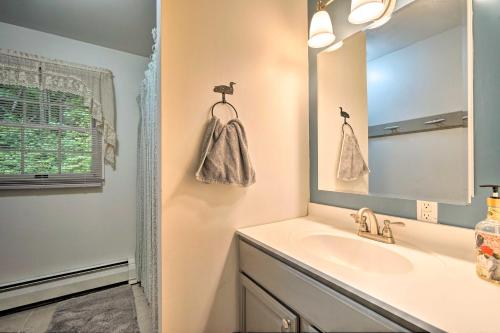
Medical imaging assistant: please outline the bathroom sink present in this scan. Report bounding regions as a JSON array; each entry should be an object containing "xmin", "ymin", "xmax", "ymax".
[{"xmin": 299, "ymin": 235, "xmax": 413, "ymax": 274}]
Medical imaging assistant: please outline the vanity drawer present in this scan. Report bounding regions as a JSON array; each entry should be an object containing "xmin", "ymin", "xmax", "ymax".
[{"xmin": 239, "ymin": 239, "xmax": 410, "ymax": 333}]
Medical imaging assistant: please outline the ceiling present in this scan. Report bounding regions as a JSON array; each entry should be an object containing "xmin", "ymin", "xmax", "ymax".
[
  {"xmin": 0, "ymin": 0, "xmax": 156, "ymax": 57},
  {"xmin": 366, "ymin": 0, "xmax": 466, "ymax": 61}
]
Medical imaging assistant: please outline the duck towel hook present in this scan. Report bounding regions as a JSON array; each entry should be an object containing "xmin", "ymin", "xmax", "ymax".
[
  {"xmin": 211, "ymin": 82, "xmax": 238, "ymax": 118},
  {"xmin": 195, "ymin": 82, "xmax": 256, "ymax": 187},
  {"xmin": 214, "ymin": 82, "xmax": 235, "ymax": 102}
]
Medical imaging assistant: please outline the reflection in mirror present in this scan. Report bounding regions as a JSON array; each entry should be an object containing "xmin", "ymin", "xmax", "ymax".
[{"xmin": 317, "ymin": 0, "xmax": 472, "ymax": 204}]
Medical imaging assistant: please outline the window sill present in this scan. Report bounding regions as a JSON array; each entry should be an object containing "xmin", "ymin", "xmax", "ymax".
[{"xmin": 0, "ymin": 182, "xmax": 103, "ymax": 190}]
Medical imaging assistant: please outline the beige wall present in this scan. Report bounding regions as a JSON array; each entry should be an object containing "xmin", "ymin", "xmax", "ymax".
[
  {"xmin": 317, "ymin": 32, "xmax": 368, "ymax": 194},
  {"xmin": 161, "ymin": 0, "xmax": 309, "ymax": 332}
]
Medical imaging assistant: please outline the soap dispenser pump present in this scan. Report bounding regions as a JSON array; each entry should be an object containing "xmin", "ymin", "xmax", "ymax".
[{"xmin": 475, "ymin": 185, "xmax": 500, "ymax": 284}]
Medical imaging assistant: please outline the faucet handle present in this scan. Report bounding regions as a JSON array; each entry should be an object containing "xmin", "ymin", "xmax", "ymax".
[
  {"xmin": 383, "ymin": 220, "xmax": 405, "ymax": 226},
  {"xmin": 384, "ymin": 220, "xmax": 405, "ymax": 228},
  {"xmin": 382, "ymin": 220, "xmax": 405, "ymax": 239},
  {"xmin": 351, "ymin": 213, "xmax": 369, "ymax": 232}
]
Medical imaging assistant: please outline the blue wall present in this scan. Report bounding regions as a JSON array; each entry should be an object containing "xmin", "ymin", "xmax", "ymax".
[{"xmin": 309, "ymin": 0, "xmax": 500, "ymax": 229}]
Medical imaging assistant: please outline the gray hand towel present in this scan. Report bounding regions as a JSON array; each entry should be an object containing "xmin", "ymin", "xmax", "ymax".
[
  {"xmin": 195, "ymin": 117, "xmax": 256, "ymax": 186},
  {"xmin": 337, "ymin": 131, "xmax": 369, "ymax": 181}
]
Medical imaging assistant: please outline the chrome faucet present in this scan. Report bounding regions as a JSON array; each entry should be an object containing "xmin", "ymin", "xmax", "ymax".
[{"xmin": 350, "ymin": 208, "xmax": 405, "ymax": 244}]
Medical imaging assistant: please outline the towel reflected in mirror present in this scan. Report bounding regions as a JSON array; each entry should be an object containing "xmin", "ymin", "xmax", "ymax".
[{"xmin": 337, "ymin": 131, "xmax": 369, "ymax": 181}]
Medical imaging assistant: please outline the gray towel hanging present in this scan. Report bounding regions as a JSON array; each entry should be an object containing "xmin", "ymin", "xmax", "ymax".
[{"xmin": 195, "ymin": 117, "xmax": 256, "ymax": 187}]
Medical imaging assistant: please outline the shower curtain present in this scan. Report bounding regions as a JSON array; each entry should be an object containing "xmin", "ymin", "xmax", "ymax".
[{"xmin": 136, "ymin": 29, "xmax": 159, "ymax": 331}]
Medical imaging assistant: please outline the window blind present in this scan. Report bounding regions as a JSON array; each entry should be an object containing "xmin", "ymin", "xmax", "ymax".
[{"xmin": 0, "ymin": 83, "xmax": 103, "ymax": 188}]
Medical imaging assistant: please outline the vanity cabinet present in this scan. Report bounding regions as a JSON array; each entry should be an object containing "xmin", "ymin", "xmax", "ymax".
[{"xmin": 239, "ymin": 238, "xmax": 413, "ymax": 333}]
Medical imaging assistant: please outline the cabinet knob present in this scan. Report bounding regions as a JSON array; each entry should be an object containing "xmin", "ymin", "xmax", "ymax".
[{"xmin": 281, "ymin": 318, "xmax": 291, "ymax": 332}]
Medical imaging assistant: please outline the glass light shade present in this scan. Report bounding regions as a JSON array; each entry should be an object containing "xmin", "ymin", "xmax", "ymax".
[
  {"xmin": 308, "ymin": 10, "xmax": 336, "ymax": 48},
  {"xmin": 367, "ymin": 15, "xmax": 391, "ymax": 29},
  {"xmin": 348, "ymin": 0, "xmax": 385, "ymax": 25},
  {"xmin": 324, "ymin": 40, "xmax": 344, "ymax": 52},
  {"xmin": 366, "ymin": 0, "xmax": 396, "ymax": 29}
]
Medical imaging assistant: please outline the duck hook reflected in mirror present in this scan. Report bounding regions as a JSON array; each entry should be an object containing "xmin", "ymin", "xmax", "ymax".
[
  {"xmin": 340, "ymin": 106, "xmax": 350, "ymax": 124},
  {"xmin": 211, "ymin": 82, "xmax": 239, "ymax": 118},
  {"xmin": 340, "ymin": 107, "xmax": 354, "ymax": 136}
]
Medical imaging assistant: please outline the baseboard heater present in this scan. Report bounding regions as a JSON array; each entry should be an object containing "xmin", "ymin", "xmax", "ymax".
[{"xmin": 0, "ymin": 260, "xmax": 133, "ymax": 312}]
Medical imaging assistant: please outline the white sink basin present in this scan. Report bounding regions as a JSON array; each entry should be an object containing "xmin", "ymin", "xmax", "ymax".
[{"xmin": 299, "ymin": 234, "xmax": 414, "ymax": 274}]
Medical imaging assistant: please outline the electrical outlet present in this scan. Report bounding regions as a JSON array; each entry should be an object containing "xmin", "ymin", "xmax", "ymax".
[{"xmin": 417, "ymin": 200, "xmax": 438, "ymax": 223}]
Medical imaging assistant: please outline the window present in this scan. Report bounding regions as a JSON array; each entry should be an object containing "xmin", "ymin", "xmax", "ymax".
[
  {"xmin": 0, "ymin": 83, "xmax": 103, "ymax": 188},
  {"xmin": 0, "ymin": 49, "xmax": 116, "ymax": 188}
]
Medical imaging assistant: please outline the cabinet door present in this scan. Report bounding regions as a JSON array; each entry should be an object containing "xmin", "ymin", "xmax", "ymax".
[
  {"xmin": 301, "ymin": 320, "xmax": 322, "ymax": 333},
  {"xmin": 240, "ymin": 274, "xmax": 298, "ymax": 333}
]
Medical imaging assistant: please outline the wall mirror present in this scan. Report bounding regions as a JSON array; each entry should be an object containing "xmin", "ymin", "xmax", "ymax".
[{"xmin": 317, "ymin": 0, "xmax": 473, "ymax": 205}]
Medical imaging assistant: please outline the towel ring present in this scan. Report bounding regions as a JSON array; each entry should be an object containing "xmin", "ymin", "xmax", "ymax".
[
  {"xmin": 339, "ymin": 107, "xmax": 354, "ymax": 136},
  {"xmin": 342, "ymin": 122, "xmax": 354, "ymax": 136},
  {"xmin": 210, "ymin": 101, "xmax": 239, "ymax": 119}
]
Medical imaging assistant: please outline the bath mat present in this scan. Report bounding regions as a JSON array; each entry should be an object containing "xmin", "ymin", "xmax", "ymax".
[{"xmin": 46, "ymin": 285, "xmax": 140, "ymax": 333}]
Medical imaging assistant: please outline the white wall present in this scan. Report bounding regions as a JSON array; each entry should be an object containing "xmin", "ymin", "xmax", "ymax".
[
  {"xmin": 161, "ymin": 0, "xmax": 309, "ymax": 332},
  {"xmin": 0, "ymin": 22, "xmax": 148, "ymax": 284},
  {"xmin": 367, "ymin": 26, "xmax": 466, "ymax": 125}
]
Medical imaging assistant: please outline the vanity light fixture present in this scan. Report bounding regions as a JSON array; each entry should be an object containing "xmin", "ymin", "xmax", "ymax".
[
  {"xmin": 348, "ymin": 0, "xmax": 385, "ymax": 24},
  {"xmin": 308, "ymin": 0, "xmax": 396, "ymax": 48},
  {"xmin": 308, "ymin": 1, "xmax": 336, "ymax": 48},
  {"xmin": 324, "ymin": 40, "xmax": 344, "ymax": 52},
  {"xmin": 366, "ymin": 0, "xmax": 396, "ymax": 29}
]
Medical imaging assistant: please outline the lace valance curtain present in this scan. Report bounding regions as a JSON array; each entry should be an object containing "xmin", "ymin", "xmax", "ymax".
[{"xmin": 0, "ymin": 49, "xmax": 117, "ymax": 167}]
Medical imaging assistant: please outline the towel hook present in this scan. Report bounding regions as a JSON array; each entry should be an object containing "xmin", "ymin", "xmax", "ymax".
[
  {"xmin": 340, "ymin": 107, "xmax": 350, "ymax": 124},
  {"xmin": 210, "ymin": 82, "xmax": 239, "ymax": 118},
  {"xmin": 340, "ymin": 107, "xmax": 354, "ymax": 136}
]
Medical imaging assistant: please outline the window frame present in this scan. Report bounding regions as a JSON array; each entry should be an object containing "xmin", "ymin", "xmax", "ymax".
[{"xmin": 0, "ymin": 84, "xmax": 104, "ymax": 189}]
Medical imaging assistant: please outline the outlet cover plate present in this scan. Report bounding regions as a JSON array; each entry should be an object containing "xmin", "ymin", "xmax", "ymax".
[{"xmin": 417, "ymin": 200, "xmax": 438, "ymax": 223}]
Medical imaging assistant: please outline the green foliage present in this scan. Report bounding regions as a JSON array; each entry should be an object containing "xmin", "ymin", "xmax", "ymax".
[
  {"xmin": 0, "ymin": 126, "xmax": 21, "ymax": 149},
  {"xmin": 62, "ymin": 130, "xmax": 92, "ymax": 151},
  {"xmin": 63, "ymin": 107, "xmax": 92, "ymax": 128},
  {"xmin": 0, "ymin": 151, "xmax": 21, "ymax": 174},
  {"xmin": 25, "ymin": 128, "xmax": 59, "ymax": 151},
  {"xmin": 0, "ymin": 84, "xmax": 95, "ymax": 176},
  {"xmin": 24, "ymin": 152, "xmax": 59, "ymax": 174},
  {"xmin": 0, "ymin": 100, "xmax": 23, "ymax": 123},
  {"xmin": 62, "ymin": 153, "xmax": 92, "ymax": 173}
]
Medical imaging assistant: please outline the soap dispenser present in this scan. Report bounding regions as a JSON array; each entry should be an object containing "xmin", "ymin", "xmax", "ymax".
[{"xmin": 475, "ymin": 185, "xmax": 500, "ymax": 284}]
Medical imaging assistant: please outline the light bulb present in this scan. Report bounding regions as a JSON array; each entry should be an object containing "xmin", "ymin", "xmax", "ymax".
[{"xmin": 308, "ymin": 10, "xmax": 336, "ymax": 48}]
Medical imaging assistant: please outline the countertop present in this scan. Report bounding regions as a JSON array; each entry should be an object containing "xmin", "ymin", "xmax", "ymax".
[{"xmin": 237, "ymin": 204, "xmax": 500, "ymax": 333}]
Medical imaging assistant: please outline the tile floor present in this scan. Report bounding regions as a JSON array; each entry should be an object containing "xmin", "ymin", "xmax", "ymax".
[{"xmin": 0, "ymin": 284, "xmax": 152, "ymax": 333}]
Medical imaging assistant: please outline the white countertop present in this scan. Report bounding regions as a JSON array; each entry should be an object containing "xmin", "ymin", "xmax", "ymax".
[{"xmin": 237, "ymin": 204, "xmax": 500, "ymax": 333}]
